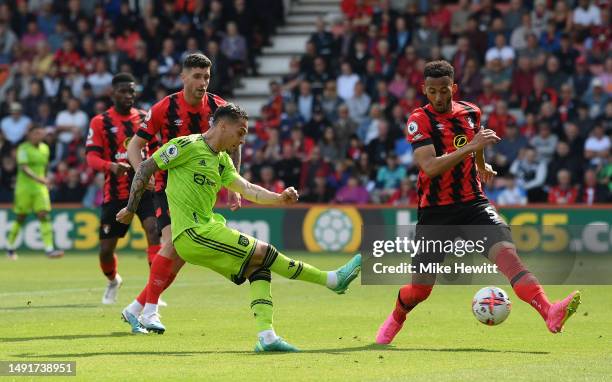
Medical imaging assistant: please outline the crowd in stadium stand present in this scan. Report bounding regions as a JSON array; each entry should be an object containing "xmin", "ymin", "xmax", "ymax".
[
  {"xmin": 0, "ymin": 0, "xmax": 611, "ymax": 207},
  {"xmin": 0, "ymin": 0, "xmax": 284, "ymax": 205}
]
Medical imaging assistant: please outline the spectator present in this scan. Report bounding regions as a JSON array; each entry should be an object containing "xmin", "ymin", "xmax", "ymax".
[
  {"xmin": 335, "ymin": 176, "xmax": 369, "ymax": 204},
  {"xmin": 388, "ymin": 177, "xmax": 418, "ymax": 206},
  {"xmin": 87, "ymin": 60, "xmax": 113, "ymax": 97},
  {"xmin": 510, "ymin": 13, "xmax": 533, "ymax": 52},
  {"xmin": 571, "ymin": 56, "xmax": 592, "ymax": 98},
  {"xmin": 0, "ymin": 22, "xmax": 18, "ymax": 61},
  {"xmin": 547, "ymin": 141, "xmax": 584, "ymax": 186},
  {"xmin": 572, "ymin": 0, "xmax": 602, "ymax": 29},
  {"xmin": 548, "ymin": 169, "xmax": 578, "ymax": 205},
  {"xmin": 411, "ymin": 16, "xmax": 438, "ymax": 58},
  {"xmin": 54, "ymin": 168, "xmax": 86, "ymax": 203},
  {"xmin": 220, "ymin": 21, "xmax": 248, "ymax": 73},
  {"xmin": 584, "ymin": 123, "xmax": 610, "ymax": 166},
  {"xmin": 295, "ymin": 80, "xmax": 317, "ymax": 123},
  {"xmin": 503, "ymin": 0, "xmax": 525, "ymax": 34},
  {"xmin": 54, "ymin": 97, "xmax": 88, "ymax": 161},
  {"xmin": 258, "ymin": 166, "xmax": 284, "ymax": 194},
  {"xmin": 275, "ymin": 143, "xmax": 302, "ymax": 189},
  {"xmin": 301, "ymin": 173, "xmax": 334, "ymax": 203},
  {"xmin": 310, "ymin": 17, "xmax": 334, "ymax": 59},
  {"xmin": 307, "ymin": 57, "xmax": 331, "ymax": 97},
  {"xmin": 450, "ymin": 0, "xmax": 471, "ymax": 36},
  {"xmin": 530, "ymin": 122, "xmax": 559, "ymax": 163},
  {"xmin": 577, "ymin": 168, "xmax": 609, "ymax": 204},
  {"xmin": 389, "ymin": 16, "xmax": 410, "ymax": 55},
  {"xmin": 375, "ymin": 153, "xmax": 406, "ymax": 201},
  {"xmin": 318, "ymin": 126, "xmax": 341, "ymax": 163},
  {"xmin": 544, "ymin": 55, "xmax": 570, "ymax": 93},
  {"xmin": 582, "ymin": 78, "xmax": 609, "ymax": 119},
  {"xmin": 485, "ymin": 33, "xmax": 515, "ymax": 68},
  {"xmin": 346, "ymin": 81, "xmax": 371, "ymax": 126},
  {"xmin": 491, "ymin": 122, "xmax": 528, "ymax": 175},
  {"xmin": 320, "ymin": 81, "xmax": 344, "ymax": 122},
  {"xmin": 337, "ymin": 61, "xmax": 360, "ymax": 101},
  {"xmin": 487, "ymin": 100, "xmax": 516, "ymax": 138},
  {"xmin": 1, "ymin": 102, "xmax": 31, "ymax": 145},
  {"xmin": 497, "ymin": 174, "xmax": 528, "ymax": 206},
  {"xmin": 530, "ymin": 0, "xmax": 550, "ymax": 36},
  {"xmin": 510, "ymin": 146, "xmax": 548, "ymax": 202}
]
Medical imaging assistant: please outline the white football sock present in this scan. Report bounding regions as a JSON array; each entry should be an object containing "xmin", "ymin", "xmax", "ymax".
[
  {"xmin": 326, "ymin": 271, "xmax": 338, "ymax": 288},
  {"xmin": 258, "ymin": 329, "xmax": 279, "ymax": 345},
  {"xmin": 126, "ymin": 300, "xmax": 143, "ymax": 316},
  {"xmin": 142, "ymin": 303, "xmax": 158, "ymax": 317}
]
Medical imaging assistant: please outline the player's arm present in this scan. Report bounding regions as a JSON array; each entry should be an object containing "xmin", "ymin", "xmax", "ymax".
[
  {"xmin": 414, "ymin": 129, "xmax": 501, "ymax": 178},
  {"xmin": 16, "ymin": 147, "xmax": 47, "ymax": 185},
  {"xmin": 226, "ymin": 175, "xmax": 298, "ymax": 205},
  {"xmin": 20, "ymin": 164, "xmax": 47, "ymax": 185},
  {"xmin": 475, "ymin": 148, "xmax": 497, "ymax": 183},
  {"xmin": 226, "ymin": 145, "xmax": 243, "ymax": 211},
  {"xmin": 126, "ymin": 157, "xmax": 159, "ymax": 212}
]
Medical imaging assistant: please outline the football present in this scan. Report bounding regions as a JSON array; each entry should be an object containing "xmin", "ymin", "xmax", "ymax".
[{"xmin": 472, "ymin": 286, "xmax": 512, "ymax": 326}]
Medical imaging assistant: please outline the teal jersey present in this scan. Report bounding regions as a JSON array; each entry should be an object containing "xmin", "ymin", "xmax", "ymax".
[
  {"xmin": 16, "ymin": 142, "xmax": 49, "ymax": 191},
  {"xmin": 152, "ymin": 134, "xmax": 240, "ymax": 241}
]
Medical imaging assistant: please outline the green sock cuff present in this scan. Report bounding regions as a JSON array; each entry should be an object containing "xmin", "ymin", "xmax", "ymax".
[{"xmin": 250, "ymin": 279, "xmax": 273, "ymax": 332}]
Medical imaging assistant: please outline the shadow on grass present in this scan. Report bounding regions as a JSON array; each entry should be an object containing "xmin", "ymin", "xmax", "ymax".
[
  {"xmin": 13, "ymin": 343, "xmax": 549, "ymax": 357},
  {"xmin": 0, "ymin": 303, "xmax": 98, "ymax": 311},
  {"xmin": 2, "ymin": 332, "xmax": 131, "ymax": 343}
]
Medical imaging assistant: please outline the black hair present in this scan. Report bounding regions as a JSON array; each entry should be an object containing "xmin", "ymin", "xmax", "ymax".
[
  {"xmin": 182, "ymin": 53, "xmax": 212, "ymax": 70},
  {"xmin": 424, "ymin": 60, "xmax": 454, "ymax": 80},
  {"xmin": 212, "ymin": 103, "xmax": 248, "ymax": 125},
  {"xmin": 112, "ymin": 72, "xmax": 136, "ymax": 87},
  {"xmin": 28, "ymin": 123, "xmax": 44, "ymax": 132}
]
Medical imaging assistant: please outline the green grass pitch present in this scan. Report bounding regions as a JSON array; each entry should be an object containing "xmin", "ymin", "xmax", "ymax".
[{"xmin": 1, "ymin": 252, "xmax": 611, "ymax": 381}]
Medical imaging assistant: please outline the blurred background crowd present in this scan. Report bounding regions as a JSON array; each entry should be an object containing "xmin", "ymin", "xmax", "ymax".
[{"xmin": 0, "ymin": 0, "xmax": 610, "ymax": 207}]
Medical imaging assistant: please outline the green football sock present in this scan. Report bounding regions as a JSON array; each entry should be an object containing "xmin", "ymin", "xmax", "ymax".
[
  {"xmin": 250, "ymin": 278, "xmax": 273, "ymax": 332},
  {"xmin": 39, "ymin": 217, "xmax": 54, "ymax": 251},
  {"xmin": 7, "ymin": 220, "xmax": 23, "ymax": 249},
  {"xmin": 265, "ymin": 245, "xmax": 327, "ymax": 286}
]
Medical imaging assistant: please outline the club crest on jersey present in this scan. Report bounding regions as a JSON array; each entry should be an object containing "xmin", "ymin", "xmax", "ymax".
[
  {"xmin": 407, "ymin": 121, "xmax": 418, "ymax": 135},
  {"xmin": 454, "ymin": 134, "xmax": 468, "ymax": 148},
  {"xmin": 466, "ymin": 116, "xmax": 475, "ymax": 129},
  {"xmin": 238, "ymin": 235, "xmax": 250, "ymax": 247},
  {"xmin": 199, "ymin": 159, "xmax": 206, "ymax": 166}
]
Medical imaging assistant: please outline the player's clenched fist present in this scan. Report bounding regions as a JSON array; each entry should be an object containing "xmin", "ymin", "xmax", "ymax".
[
  {"xmin": 467, "ymin": 129, "xmax": 500, "ymax": 151},
  {"xmin": 116, "ymin": 207, "xmax": 134, "ymax": 224},
  {"xmin": 278, "ymin": 187, "xmax": 299, "ymax": 204}
]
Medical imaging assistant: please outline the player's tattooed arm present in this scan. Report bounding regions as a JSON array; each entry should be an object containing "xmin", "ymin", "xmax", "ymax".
[
  {"xmin": 226, "ymin": 146, "xmax": 243, "ymax": 211},
  {"xmin": 126, "ymin": 157, "xmax": 159, "ymax": 213},
  {"xmin": 227, "ymin": 175, "xmax": 298, "ymax": 205}
]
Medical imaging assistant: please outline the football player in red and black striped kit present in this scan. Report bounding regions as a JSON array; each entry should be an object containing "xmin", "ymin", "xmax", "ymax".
[
  {"xmin": 375, "ymin": 60, "xmax": 581, "ymax": 344},
  {"xmin": 120, "ymin": 53, "xmax": 242, "ymax": 334},
  {"xmin": 86, "ymin": 73, "xmax": 161, "ymax": 307}
]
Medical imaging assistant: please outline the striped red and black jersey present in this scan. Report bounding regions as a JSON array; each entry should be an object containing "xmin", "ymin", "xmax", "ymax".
[
  {"xmin": 406, "ymin": 101, "xmax": 486, "ymax": 209},
  {"xmin": 86, "ymin": 107, "xmax": 158, "ymax": 203},
  {"xmin": 136, "ymin": 90, "xmax": 227, "ymax": 192}
]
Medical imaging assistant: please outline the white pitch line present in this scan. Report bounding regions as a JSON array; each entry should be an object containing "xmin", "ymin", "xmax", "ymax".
[{"xmin": 0, "ymin": 278, "xmax": 295, "ymax": 298}]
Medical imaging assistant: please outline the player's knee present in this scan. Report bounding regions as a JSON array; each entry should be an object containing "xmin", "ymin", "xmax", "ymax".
[
  {"xmin": 36, "ymin": 212, "xmax": 49, "ymax": 221},
  {"xmin": 488, "ymin": 242, "xmax": 516, "ymax": 263},
  {"xmin": 143, "ymin": 222, "xmax": 160, "ymax": 245},
  {"xmin": 248, "ymin": 267, "xmax": 271, "ymax": 283}
]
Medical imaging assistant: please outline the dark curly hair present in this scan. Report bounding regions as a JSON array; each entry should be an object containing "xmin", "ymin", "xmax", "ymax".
[
  {"xmin": 213, "ymin": 103, "xmax": 248, "ymax": 124},
  {"xmin": 182, "ymin": 53, "xmax": 212, "ymax": 70},
  {"xmin": 424, "ymin": 60, "xmax": 454, "ymax": 80}
]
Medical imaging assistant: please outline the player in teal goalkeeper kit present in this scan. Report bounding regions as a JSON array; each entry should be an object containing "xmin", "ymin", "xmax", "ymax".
[
  {"xmin": 6, "ymin": 124, "xmax": 63, "ymax": 259},
  {"xmin": 117, "ymin": 103, "xmax": 361, "ymax": 352}
]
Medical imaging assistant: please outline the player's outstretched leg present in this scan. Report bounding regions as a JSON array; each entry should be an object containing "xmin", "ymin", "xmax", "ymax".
[
  {"xmin": 491, "ymin": 243, "xmax": 581, "ymax": 333},
  {"xmin": 376, "ymin": 273, "xmax": 435, "ymax": 345},
  {"xmin": 263, "ymin": 244, "xmax": 361, "ymax": 293}
]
